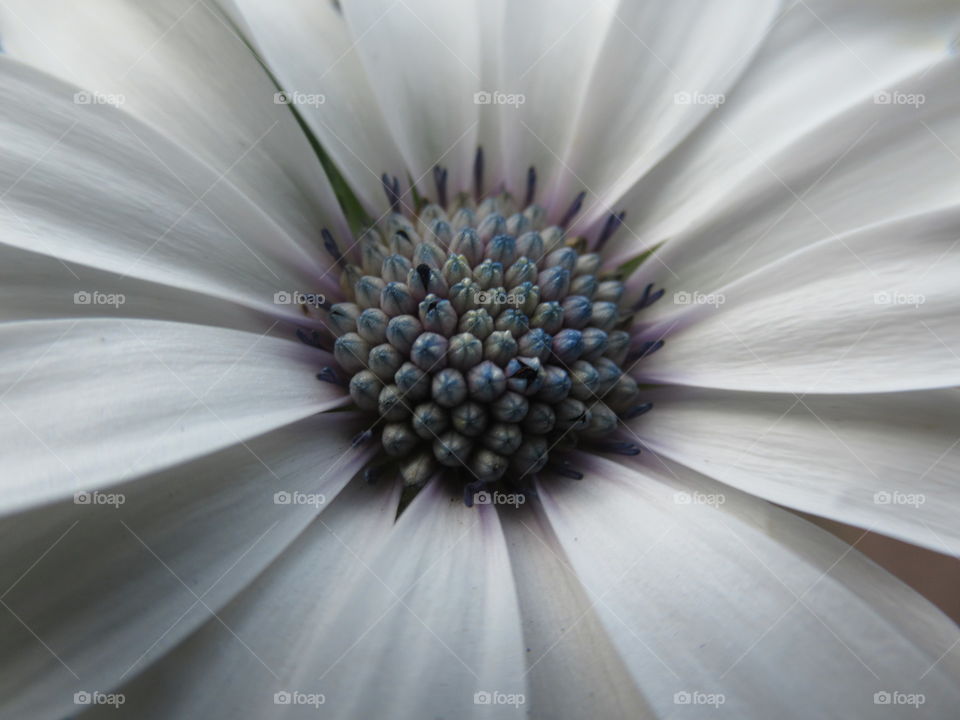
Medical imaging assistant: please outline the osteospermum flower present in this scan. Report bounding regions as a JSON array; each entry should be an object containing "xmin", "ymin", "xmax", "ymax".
[{"xmin": 1, "ymin": 0, "xmax": 959, "ymax": 717}]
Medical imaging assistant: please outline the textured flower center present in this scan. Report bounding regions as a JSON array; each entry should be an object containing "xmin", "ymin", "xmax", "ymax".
[{"xmin": 316, "ymin": 160, "xmax": 659, "ymax": 503}]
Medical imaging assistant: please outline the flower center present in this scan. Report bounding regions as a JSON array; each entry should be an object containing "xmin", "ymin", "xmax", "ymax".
[{"xmin": 314, "ymin": 156, "xmax": 661, "ymax": 504}]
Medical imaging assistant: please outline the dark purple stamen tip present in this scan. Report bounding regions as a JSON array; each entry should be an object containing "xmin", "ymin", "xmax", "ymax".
[
  {"xmin": 352, "ymin": 429, "xmax": 374, "ymax": 448},
  {"xmin": 627, "ymin": 402, "xmax": 654, "ymax": 419},
  {"xmin": 635, "ymin": 283, "xmax": 665, "ymax": 311},
  {"xmin": 463, "ymin": 480, "xmax": 489, "ymax": 507},
  {"xmin": 321, "ymin": 228, "xmax": 342, "ymax": 265},
  {"xmin": 560, "ymin": 191, "xmax": 586, "ymax": 228},
  {"xmin": 473, "ymin": 147, "xmax": 485, "ymax": 201},
  {"xmin": 433, "ymin": 166, "xmax": 448, "ymax": 208},
  {"xmin": 382, "ymin": 173, "xmax": 401, "ymax": 211},
  {"xmin": 298, "ymin": 328, "xmax": 328, "ymax": 350},
  {"xmin": 596, "ymin": 441, "xmax": 642, "ymax": 456},
  {"xmin": 525, "ymin": 166, "xmax": 537, "ymax": 206},
  {"xmin": 364, "ymin": 465, "xmax": 383, "ymax": 484},
  {"xmin": 316, "ymin": 366, "xmax": 346, "ymax": 386},
  {"xmin": 596, "ymin": 210, "xmax": 626, "ymax": 251},
  {"xmin": 630, "ymin": 339, "xmax": 665, "ymax": 362},
  {"xmin": 552, "ymin": 461, "xmax": 584, "ymax": 480},
  {"xmin": 416, "ymin": 263, "xmax": 431, "ymax": 291}
]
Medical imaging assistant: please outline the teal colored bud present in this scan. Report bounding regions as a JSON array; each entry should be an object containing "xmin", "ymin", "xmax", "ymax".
[
  {"xmin": 490, "ymin": 391, "xmax": 529, "ymax": 423},
  {"xmin": 451, "ymin": 401, "xmax": 488, "ymax": 437},
  {"xmin": 380, "ymin": 282, "xmax": 416, "ymax": 316},
  {"xmin": 368, "ymin": 343, "xmax": 404, "ymax": 381},
  {"xmin": 348, "ymin": 370, "xmax": 381, "ymax": 412},
  {"xmin": 412, "ymin": 402, "xmax": 449, "ymax": 440},
  {"xmin": 394, "ymin": 362, "xmax": 431, "ymax": 401},
  {"xmin": 334, "ymin": 333, "xmax": 370, "ymax": 374},
  {"xmin": 448, "ymin": 332, "xmax": 483, "ymax": 370},
  {"xmin": 484, "ymin": 330, "xmax": 518, "ymax": 365},
  {"xmin": 483, "ymin": 422, "xmax": 522, "ymax": 455},
  {"xmin": 467, "ymin": 360, "xmax": 506, "ymax": 402},
  {"xmin": 522, "ymin": 402, "xmax": 556, "ymax": 434},
  {"xmin": 381, "ymin": 422, "xmax": 418, "ymax": 457},
  {"xmin": 356, "ymin": 308, "xmax": 389, "ymax": 344},
  {"xmin": 432, "ymin": 368, "xmax": 468, "ymax": 408},
  {"xmin": 328, "ymin": 302, "xmax": 360, "ymax": 336},
  {"xmin": 411, "ymin": 332, "xmax": 448, "ymax": 371},
  {"xmin": 433, "ymin": 430, "xmax": 473, "ymax": 467},
  {"xmin": 355, "ymin": 275, "xmax": 386, "ymax": 309},
  {"xmin": 385, "ymin": 314, "xmax": 422, "ymax": 354}
]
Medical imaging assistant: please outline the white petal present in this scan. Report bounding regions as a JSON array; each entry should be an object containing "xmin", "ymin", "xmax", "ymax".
[
  {"xmin": 0, "ymin": 412, "xmax": 373, "ymax": 720},
  {"xmin": 556, "ymin": 0, "xmax": 780, "ymax": 221},
  {"xmin": 0, "ymin": 0, "xmax": 350, "ymax": 249},
  {"xmin": 600, "ymin": 0, "xmax": 960, "ymax": 263},
  {"xmin": 0, "ymin": 59, "xmax": 341, "ymax": 320},
  {"xmin": 0, "ymin": 243, "xmax": 278, "ymax": 332},
  {"xmin": 114, "ymin": 479, "xmax": 529, "ymax": 719},
  {"xmin": 499, "ymin": 505, "xmax": 651, "ymax": 719},
  {"xmin": 639, "ymin": 206, "xmax": 960, "ymax": 392},
  {"xmin": 95, "ymin": 475, "xmax": 402, "ymax": 718},
  {"xmin": 538, "ymin": 455, "xmax": 960, "ymax": 718},
  {"xmin": 496, "ymin": 0, "xmax": 620, "ymax": 214},
  {"xmin": 308, "ymin": 480, "xmax": 528, "ymax": 719},
  {"xmin": 218, "ymin": 0, "xmax": 408, "ymax": 214},
  {"xmin": 340, "ymin": 0, "xmax": 481, "ymax": 198},
  {"xmin": 0, "ymin": 319, "xmax": 346, "ymax": 512},
  {"xmin": 631, "ymin": 386, "xmax": 960, "ymax": 553}
]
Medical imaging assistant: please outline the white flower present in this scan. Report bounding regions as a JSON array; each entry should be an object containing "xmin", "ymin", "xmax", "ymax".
[{"xmin": 0, "ymin": 1, "xmax": 958, "ymax": 718}]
